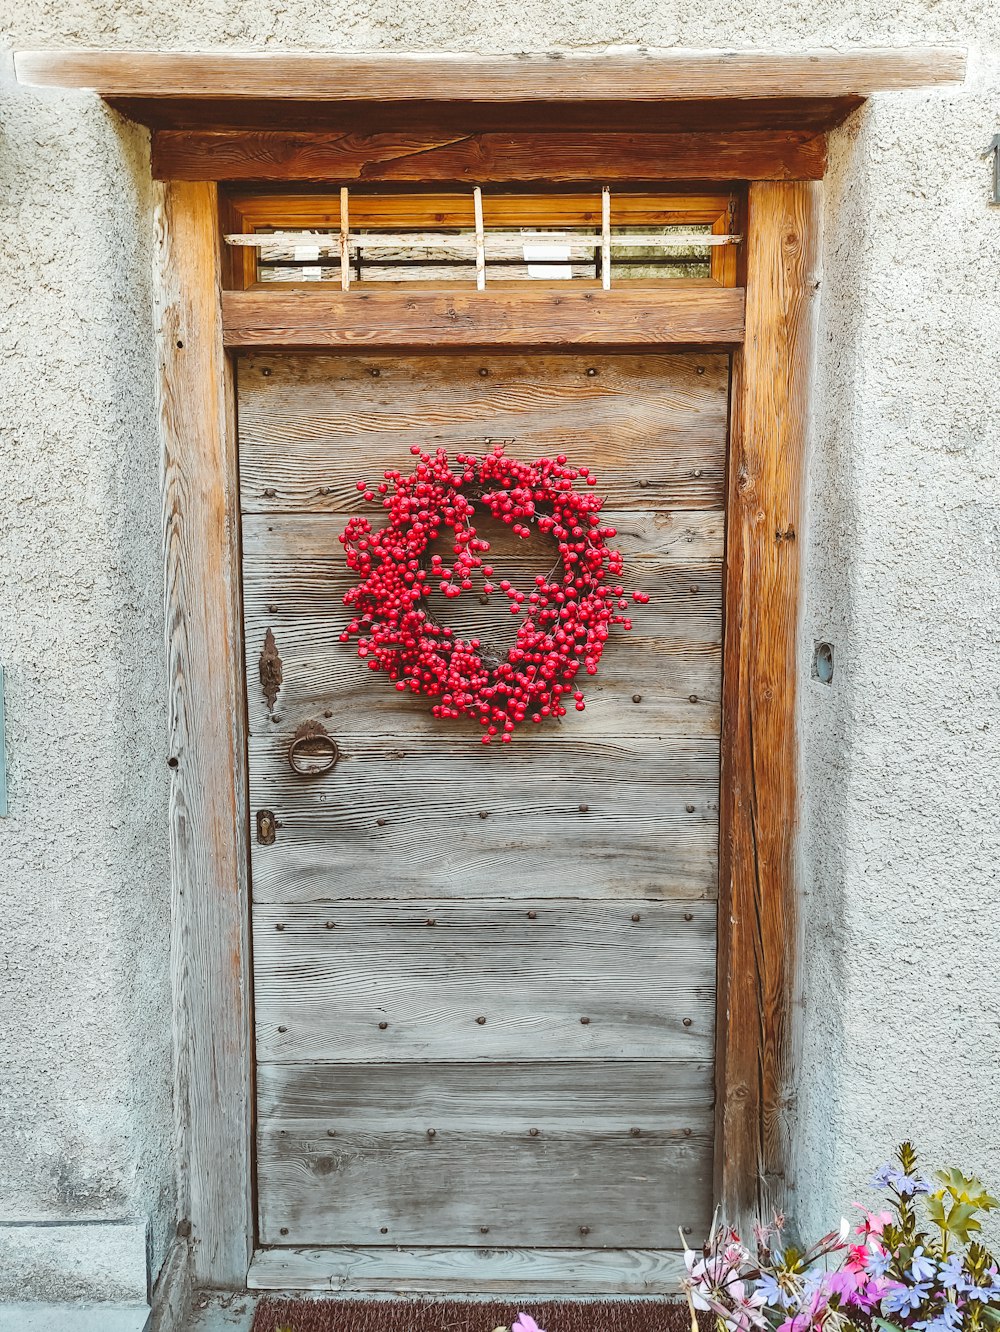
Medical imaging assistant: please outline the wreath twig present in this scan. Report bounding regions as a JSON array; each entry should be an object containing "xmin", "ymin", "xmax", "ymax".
[{"xmin": 340, "ymin": 444, "xmax": 648, "ymax": 744}]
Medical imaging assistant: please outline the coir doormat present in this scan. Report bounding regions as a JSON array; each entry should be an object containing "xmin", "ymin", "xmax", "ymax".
[{"xmin": 252, "ymin": 1298, "xmax": 708, "ymax": 1332}]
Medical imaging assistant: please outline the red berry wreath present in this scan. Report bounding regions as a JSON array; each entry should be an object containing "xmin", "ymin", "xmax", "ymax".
[{"xmin": 339, "ymin": 444, "xmax": 648, "ymax": 744}]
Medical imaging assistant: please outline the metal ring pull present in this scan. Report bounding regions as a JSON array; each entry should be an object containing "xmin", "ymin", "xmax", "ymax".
[{"xmin": 287, "ymin": 722, "xmax": 340, "ymax": 777}]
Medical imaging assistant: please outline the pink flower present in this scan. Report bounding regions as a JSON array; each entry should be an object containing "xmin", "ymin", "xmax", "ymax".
[
  {"xmin": 845, "ymin": 1245, "xmax": 870, "ymax": 1276},
  {"xmin": 722, "ymin": 1284, "xmax": 768, "ymax": 1331},
  {"xmin": 512, "ymin": 1315, "xmax": 545, "ymax": 1332},
  {"xmin": 851, "ymin": 1204, "xmax": 892, "ymax": 1240}
]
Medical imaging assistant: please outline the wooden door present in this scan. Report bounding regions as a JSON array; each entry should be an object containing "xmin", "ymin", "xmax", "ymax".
[{"xmin": 239, "ymin": 351, "xmax": 727, "ymax": 1263}]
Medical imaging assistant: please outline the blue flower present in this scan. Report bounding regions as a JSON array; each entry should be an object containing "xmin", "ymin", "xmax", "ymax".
[
  {"xmin": 897, "ymin": 1173, "xmax": 932, "ymax": 1197},
  {"xmin": 936, "ymin": 1256, "xmax": 968, "ymax": 1291},
  {"xmin": 966, "ymin": 1282, "xmax": 993, "ymax": 1302},
  {"xmin": 910, "ymin": 1248, "xmax": 937, "ymax": 1282},
  {"xmin": 757, "ymin": 1274, "xmax": 792, "ymax": 1309},
  {"xmin": 915, "ymin": 1310, "xmax": 963, "ymax": 1332},
  {"xmin": 884, "ymin": 1282, "xmax": 931, "ymax": 1314},
  {"xmin": 868, "ymin": 1252, "xmax": 893, "ymax": 1277},
  {"xmin": 871, "ymin": 1164, "xmax": 904, "ymax": 1190}
]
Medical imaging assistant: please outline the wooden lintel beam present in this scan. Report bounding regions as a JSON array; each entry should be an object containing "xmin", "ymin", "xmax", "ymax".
[
  {"xmin": 221, "ymin": 286, "xmax": 745, "ymax": 350},
  {"xmin": 151, "ymin": 128, "xmax": 827, "ymax": 182},
  {"xmin": 15, "ymin": 48, "xmax": 966, "ymax": 103}
]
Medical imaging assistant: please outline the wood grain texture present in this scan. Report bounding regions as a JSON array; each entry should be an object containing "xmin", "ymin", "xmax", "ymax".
[
  {"xmin": 238, "ymin": 348, "xmax": 726, "ymax": 1256},
  {"xmin": 107, "ymin": 94, "xmax": 866, "ymax": 134},
  {"xmin": 152, "ymin": 128, "xmax": 826, "ymax": 182},
  {"xmin": 715, "ymin": 181, "xmax": 818, "ymax": 1233},
  {"xmin": 247, "ymin": 1244, "xmax": 686, "ymax": 1293},
  {"xmin": 228, "ymin": 189, "xmax": 734, "ymax": 232},
  {"xmin": 242, "ymin": 509, "xmax": 723, "ymax": 741},
  {"xmin": 237, "ymin": 352, "xmax": 730, "ymax": 514},
  {"xmin": 256, "ymin": 1061, "xmax": 713, "ymax": 1245},
  {"xmin": 222, "ymin": 287, "xmax": 746, "ymax": 350},
  {"xmin": 15, "ymin": 48, "xmax": 967, "ymax": 101},
  {"xmin": 252, "ymin": 899, "xmax": 716, "ymax": 1062},
  {"xmin": 248, "ymin": 736, "xmax": 720, "ymax": 902},
  {"xmin": 153, "ymin": 180, "xmax": 253, "ymax": 1286}
]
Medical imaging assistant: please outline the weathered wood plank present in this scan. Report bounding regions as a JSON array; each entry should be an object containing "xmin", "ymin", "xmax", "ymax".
[
  {"xmin": 223, "ymin": 287, "xmax": 745, "ymax": 350},
  {"xmin": 242, "ymin": 510, "xmax": 723, "ymax": 739},
  {"xmin": 247, "ymin": 1244, "xmax": 686, "ymax": 1294},
  {"xmin": 152, "ymin": 128, "xmax": 826, "ymax": 182},
  {"xmin": 230, "ymin": 189, "xmax": 733, "ymax": 232},
  {"xmin": 257, "ymin": 1059, "xmax": 713, "ymax": 1121},
  {"xmin": 107, "ymin": 95, "xmax": 866, "ymax": 135},
  {"xmin": 153, "ymin": 181, "xmax": 253, "ymax": 1285},
  {"xmin": 716, "ymin": 181, "xmax": 818, "ymax": 1232},
  {"xmin": 248, "ymin": 736, "xmax": 720, "ymax": 902},
  {"xmin": 16, "ymin": 48, "xmax": 968, "ymax": 101},
  {"xmin": 237, "ymin": 352, "xmax": 730, "ymax": 514},
  {"xmin": 252, "ymin": 899, "xmax": 716, "ymax": 1061},
  {"xmin": 256, "ymin": 1062, "xmax": 713, "ymax": 1247},
  {"xmin": 243, "ymin": 508, "xmax": 724, "ymax": 562}
]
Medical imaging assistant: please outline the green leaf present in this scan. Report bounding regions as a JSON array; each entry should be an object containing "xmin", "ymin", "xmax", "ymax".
[
  {"xmin": 933, "ymin": 1168, "xmax": 1000, "ymax": 1212},
  {"xmin": 945, "ymin": 1201, "xmax": 983, "ymax": 1244},
  {"xmin": 873, "ymin": 1318, "xmax": 905, "ymax": 1332}
]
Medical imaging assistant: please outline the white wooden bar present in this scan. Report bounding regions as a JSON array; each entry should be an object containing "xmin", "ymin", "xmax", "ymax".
[
  {"xmin": 225, "ymin": 231, "xmax": 741, "ymax": 251},
  {"xmin": 473, "ymin": 185, "xmax": 487, "ymax": 289},
  {"xmin": 339, "ymin": 186, "xmax": 350, "ymax": 291},
  {"xmin": 602, "ymin": 186, "xmax": 612, "ymax": 291}
]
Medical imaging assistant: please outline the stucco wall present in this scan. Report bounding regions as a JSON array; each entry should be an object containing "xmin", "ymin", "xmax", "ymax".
[
  {"xmin": 796, "ymin": 61, "xmax": 1000, "ymax": 1233},
  {"xmin": 1, "ymin": 0, "xmax": 999, "ymax": 1305},
  {"xmin": 0, "ymin": 64, "xmax": 175, "ymax": 1298}
]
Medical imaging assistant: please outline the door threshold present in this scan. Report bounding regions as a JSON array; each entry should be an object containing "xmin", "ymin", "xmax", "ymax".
[{"xmin": 247, "ymin": 1247, "xmax": 685, "ymax": 1297}]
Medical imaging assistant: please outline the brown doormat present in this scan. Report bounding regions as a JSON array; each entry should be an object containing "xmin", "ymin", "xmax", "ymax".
[{"xmin": 252, "ymin": 1298, "xmax": 708, "ymax": 1332}]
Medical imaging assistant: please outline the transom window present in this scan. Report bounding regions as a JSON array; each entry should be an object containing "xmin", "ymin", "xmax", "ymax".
[{"xmin": 222, "ymin": 188, "xmax": 740, "ymax": 289}]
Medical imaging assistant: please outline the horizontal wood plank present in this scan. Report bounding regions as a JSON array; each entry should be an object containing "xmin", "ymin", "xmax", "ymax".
[
  {"xmin": 15, "ymin": 49, "xmax": 967, "ymax": 102},
  {"xmin": 256, "ymin": 1060, "xmax": 712, "ymax": 1245},
  {"xmin": 223, "ymin": 287, "xmax": 745, "ymax": 349},
  {"xmin": 152, "ymin": 128, "xmax": 826, "ymax": 182},
  {"xmin": 252, "ymin": 898, "xmax": 716, "ymax": 1061},
  {"xmin": 242, "ymin": 509, "xmax": 723, "ymax": 739},
  {"xmin": 257, "ymin": 1058, "xmax": 713, "ymax": 1122},
  {"xmin": 237, "ymin": 352, "xmax": 730, "ymax": 514},
  {"xmin": 247, "ymin": 1244, "xmax": 686, "ymax": 1293},
  {"xmin": 230, "ymin": 190, "xmax": 734, "ymax": 231},
  {"xmin": 248, "ymin": 736, "xmax": 720, "ymax": 902},
  {"xmin": 106, "ymin": 95, "xmax": 866, "ymax": 135}
]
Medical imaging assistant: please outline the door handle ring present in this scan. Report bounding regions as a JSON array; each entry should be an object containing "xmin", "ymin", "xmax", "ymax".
[{"xmin": 287, "ymin": 723, "xmax": 340, "ymax": 777}]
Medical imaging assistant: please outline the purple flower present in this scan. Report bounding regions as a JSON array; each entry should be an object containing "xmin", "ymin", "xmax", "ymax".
[
  {"xmin": 910, "ymin": 1248, "xmax": 937, "ymax": 1282},
  {"xmin": 512, "ymin": 1316, "xmax": 545, "ymax": 1332}
]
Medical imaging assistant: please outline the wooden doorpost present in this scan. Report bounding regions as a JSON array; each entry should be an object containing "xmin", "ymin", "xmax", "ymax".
[
  {"xmin": 716, "ymin": 180, "xmax": 819, "ymax": 1233},
  {"xmin": 154, "ymin": 180, "xmax": 254, "ymax": 1287}
]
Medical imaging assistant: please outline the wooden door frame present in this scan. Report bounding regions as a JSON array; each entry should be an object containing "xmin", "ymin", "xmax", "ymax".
[{"xmin": 155, "ymin": 175, "xmax": 816, "ymax": 1289}]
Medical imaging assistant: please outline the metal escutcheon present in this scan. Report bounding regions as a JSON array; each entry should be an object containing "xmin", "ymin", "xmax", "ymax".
[{"xmin": 287, "ymin": 721, "xmax": 340, "ymax": 777}]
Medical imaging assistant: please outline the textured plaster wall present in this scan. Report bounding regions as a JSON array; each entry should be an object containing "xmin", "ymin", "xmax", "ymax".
[
  {"xmin": 0, "ymin": 60, "xmax": 175, "ymax": 1296},
  {"xmin": 795, "ymin": 59, "xmax": 1000, "ymax": 1232},
  {"xmin": 1, "ymin": 0, "xmax": 1000, "ymax": 1303}
]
